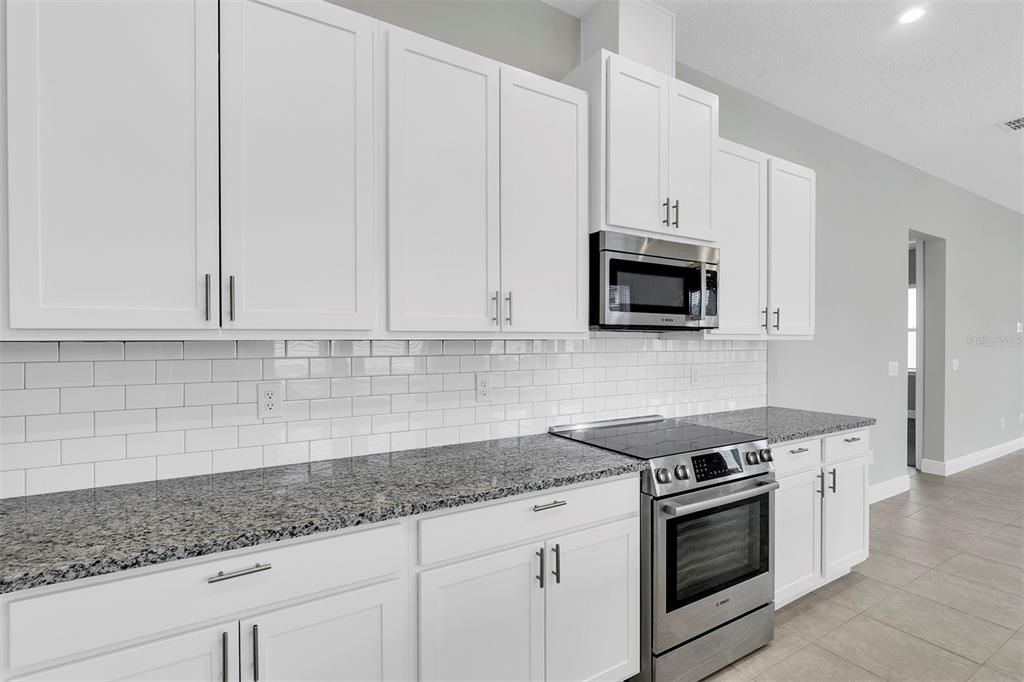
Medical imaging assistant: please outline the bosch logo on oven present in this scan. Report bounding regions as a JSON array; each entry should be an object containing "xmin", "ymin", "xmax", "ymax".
[{"xmin": 716, "ymin": 598, "xmax": 730, "ymax": 607}]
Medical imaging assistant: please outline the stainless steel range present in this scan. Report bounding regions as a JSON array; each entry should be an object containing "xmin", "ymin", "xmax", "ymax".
[{"xmin": 550, "ymin": 415, "xmax": 777, "ymax": 682}]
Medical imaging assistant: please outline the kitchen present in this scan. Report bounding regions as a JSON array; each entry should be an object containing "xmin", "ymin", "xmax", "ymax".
[{"xmin": 0, "ymin": 1, "xmax": 1022, "ymax": 681}]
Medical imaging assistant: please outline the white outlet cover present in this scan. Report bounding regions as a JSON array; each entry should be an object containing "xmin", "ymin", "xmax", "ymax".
[
  {"xmin": 475, "ymin": 374, "xmax": 491, "ymax": 403},
  {"xmin": 257, "ymin": 381, "xmax": 285, "ymax": 419},
  {"xmin": 1018, "ymin": 321, "xmax": 1023, "ymax": 334},
  {"xmin": 952, "ymin": 359, "xmax": 959, "ymax": 371}
]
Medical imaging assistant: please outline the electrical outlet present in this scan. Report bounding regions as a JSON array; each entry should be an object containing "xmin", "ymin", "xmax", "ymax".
[
  {"xmin": 1018, "ymin": 322, "xmax": 1023, "ymax": 334},
  {"xmin": 888, "ymin": 361, "xmax": 899, "ymax": 377},
  {"xmin": 476, "ymin": 374, "xmax": 491, "ymax": 403},
  {"xmin": 257, "ymin": 381, "xmax": 285, "ymax": 418},
  {"xmin": 952, "ymin": 359, "xmax": 959, "ymax": 371}
]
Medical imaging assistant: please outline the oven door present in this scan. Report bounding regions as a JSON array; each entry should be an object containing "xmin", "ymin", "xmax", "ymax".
[
  {"xmin": 599, "ymin": 251, "xmax": 717, "ymax": 329},
  {"xmin": 653, "ymin": 477, "xmax": 777, "ymax": 652}
]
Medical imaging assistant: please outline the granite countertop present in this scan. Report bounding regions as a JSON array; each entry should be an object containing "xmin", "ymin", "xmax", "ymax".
[
  {"xmin": 687, "ymin": 406, "xmax": 876, "ymax": 444},
  {"xmin": 0, "ymin": 435, "xmax": 641, "ymax": 595}
]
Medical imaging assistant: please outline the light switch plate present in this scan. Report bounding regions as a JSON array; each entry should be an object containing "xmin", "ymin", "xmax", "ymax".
[
  {"xmin": 952, "ymin": 359, "xmax": 959, "ymax": 371},
  {"xmin": 888, "ymin": 361, "xmax": 899, "ymax": 377},
  {"xmin": 1018, "ymin": 322, "xmax": 1023, "ymax": 334}
]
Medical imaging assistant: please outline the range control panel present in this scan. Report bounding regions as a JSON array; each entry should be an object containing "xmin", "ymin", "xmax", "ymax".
[
  {"xmin": 692, "ymin": 450, "xmax": 745, "ymax": 482},
  {"xmin": 646, "ymin": 441, "xmax": 773, "ymax": 497}
]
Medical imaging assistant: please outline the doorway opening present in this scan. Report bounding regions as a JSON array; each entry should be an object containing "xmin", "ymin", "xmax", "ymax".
[
  {"xmin": 907, "ymin": 242, "xmax": 921, "ymax": 468},
  {"xmin": 908, "ymin": 230, "xmax": 947, "ymax": 473}
]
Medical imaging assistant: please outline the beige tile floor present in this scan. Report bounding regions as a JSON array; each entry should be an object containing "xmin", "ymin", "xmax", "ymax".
[{"xmin": 704, "ymin": 451, "xmax": 1024, "ymax": 681}]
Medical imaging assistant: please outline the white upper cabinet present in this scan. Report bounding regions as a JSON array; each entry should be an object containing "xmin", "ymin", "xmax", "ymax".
[
  {"xmin": 605, "ymin": 55, "xmax": 670, "ymax": 233},
  {"xmin": 767, "ymin": 157, "xmax": 816, "ymax": 337},
  {"xmin": 387, "ymin": 29, "xmax": 501, "ymax": 333},
  {"xmin": 666, "ymin": 80, "xmax": 717, "ymax": 240},
  {"xmin": 566, "ymin": 51, "xmax": 717, "ymax": 242},
  {"xmin": 6, "ymin": 0, "xmax": 220, "ymax": 329},
  {"xmin": 707, "ymin": 140, "xmax": 769, "ymax": 337},
  {"xmin": 220, "ymin": 0, "xmax": 376, "ymax": 331},
  {"xmin": 499, "ymin": 67, "xmax": 588, "ymax": 334}
]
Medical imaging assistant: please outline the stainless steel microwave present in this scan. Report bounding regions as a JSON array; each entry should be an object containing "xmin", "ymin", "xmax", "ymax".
[{"xmin": 590, "ymin": 231, "xmax": 719, "ymax": 330}]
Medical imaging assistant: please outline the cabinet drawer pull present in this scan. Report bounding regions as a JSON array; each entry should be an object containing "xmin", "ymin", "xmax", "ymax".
[
  {"xmin": 761, "ymin": 308, "xmax": 768, "ymax": 329},
  {"xmin": 204, "ymin": 273, "xmax": 211, "ymax": 322},
  {"xmin": 532, "ymin": 500, "xmax": 567, "ymax": 512},
  {"xmin": 817, "ymin": 471, "xmax": 825, "ymax": 499},
  {"xmin": 491, "ymin": 291, "xmax": 499, "ymax": 326},
  {"xmin": 773, "ymin": 308, "xmax": 781, "ymax": 330},
  {"xmin": 252, "ymin": 624, "xmax": 260, "ymax": 681},
  {"xmin": 552, "ymin": 543, "xmax": 562, "ymax": 584},
  {"xmin": 505, "ymin": 291, "xmax": 513, "ymax": 326},
  {"xmin": 207, "ymin": 562, "xmax": 272, "ymax": 584},
  {"xmin": 789, "ymin": 447, "xmax": 809, "ymax": 454},
  {"xmin": 536, "ymin": 548, "xmax": 545, "ymax": 589},
  {"xmin": 228, "ymin": 275, "xmax": 236, "ymax": 322},
  {"xmin": 843, "ymin": 437, "xmax": 862, "ymax": 443},
  {"xmin": 829, "ymin": 468, "xmax": 837, "ymax": 493},
  {"xmin": 662, "ymin": 197, "xmax": 670, "ymax": 226},
  {"xmin": 672, "ymin": 199, "xmax": 679, "ymax": 228},
  {"xmin": 221, "ymin": 631, "xmax": 229, "ymax": 682}
]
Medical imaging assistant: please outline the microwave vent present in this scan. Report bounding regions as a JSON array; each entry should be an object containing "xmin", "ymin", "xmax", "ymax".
[{"xmin": 1000, "ymin": 116, "xmax": 1024, "ymax": 132}]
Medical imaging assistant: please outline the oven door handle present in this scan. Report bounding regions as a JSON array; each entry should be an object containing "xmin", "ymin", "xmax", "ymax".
[{"xmin": 660, "ymin": 481, "xmax": 779, "ymax": 517}]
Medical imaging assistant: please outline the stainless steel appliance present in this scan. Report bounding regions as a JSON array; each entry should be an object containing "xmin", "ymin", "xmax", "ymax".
[
  {"xmin": 550, "ymin": 416, "xmax": 776, "ymax": 682},
  {"xmin": 591, "ymin": 231, "xmax": 719, "ymax": 330}
]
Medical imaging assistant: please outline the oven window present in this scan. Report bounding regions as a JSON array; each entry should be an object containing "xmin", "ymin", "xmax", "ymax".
[
  {"xmin": 608, "ymin": 257, "xmax": 702, "ymax": 316},
  {"xmin": 665, "ymin": 492, "xmax": 769, "ymax": 612}
]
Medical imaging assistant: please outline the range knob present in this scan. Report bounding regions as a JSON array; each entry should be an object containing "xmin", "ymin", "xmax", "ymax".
[
  {"xmin": 674, "ymin": 464, "xmax": 689, "ymax": 480},
  {"xmin": 745, "ymin": 451, "xmax": 760, "ymax": 465},
  {"xmin": 759, "ymin": 449, "xmax": 774, "ymax": 463},
  {"xmin": 655, "ymin": 468, "xmax": 671, "ymax": 484}
]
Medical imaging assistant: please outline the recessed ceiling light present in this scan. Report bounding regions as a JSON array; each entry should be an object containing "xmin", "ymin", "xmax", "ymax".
[{"xmin": 898, "ymin": 6, "xmax": 926, "ymax": 24}]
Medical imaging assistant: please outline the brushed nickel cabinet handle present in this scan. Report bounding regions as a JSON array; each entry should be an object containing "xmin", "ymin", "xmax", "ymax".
[
  {"xmin": 491, "ymin": 291, "xmax": 499, "ymax": 326},
  {"xmin": 817, "ymin": 471, "xmax": 825, "ymax": 499},
  {"xmin": 221, "ymin": 631, "xmax": 228, "ymax": 682},
  {"xmin": 762, "ymin": 308, "xmax": 768, "ymax": 329},
  {"xmin": 204, "ymin": 274, "xmax": 211, "ymax": 322},
  {"xmin": 843, "ymin": 437, "xmax": 862, "ymax": 443},
  {"xmin": 672, "ymin": 199, "xmax": 679, "ymax": 228},
  {"xmin": 252, "ymin": 624, "xmax": 259, "ymax": 682},
  {"xmin": 829, "ymin": 468, "xmax": 837, "ymax": 493},
  {"xmin": 536, "ymin": 548, "xmax": 545, "ymax": 589},
  {"xmin": 552, "ymin": 543, "xmax": 562, "ymax": 584},
  {"xmin": 773, "ymin": 308, "xmax": 781, "ymax": 330},
  {"xmin": 790, "ymin": 447, "xmax": 809, "ymax": 454},
  {"xmin": 207, "ymin": 562, "xmax": 272, "ymax": 583},
  {"xmin": 663, "ymin": 197, "xmax": 670, "ymax": 226},
  {"xmin": 505, "ymin": 291, "xmax": 513, "ymax": 326},
  {"xmin": 228, "ymin": 275, "xmax": 236, "ymax": 322},
  {"xmin": 532, "ymin": 500, "xmax": 567, "ymax": 512}
]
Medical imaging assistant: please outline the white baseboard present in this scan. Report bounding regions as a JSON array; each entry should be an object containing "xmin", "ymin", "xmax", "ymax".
[
  {"xmin": 920, "ymin": 436, "xmax": 1024, "ymax": 476},
  {"xmin": 869, "ymin": 475, "xmax": 910, "ymax": 503}
]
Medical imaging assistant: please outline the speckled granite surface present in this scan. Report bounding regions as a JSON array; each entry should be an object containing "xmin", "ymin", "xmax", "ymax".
[
  {"xmin": 0, "ymin": 435, "xmax": 641, "ymax": 595},
  {"xmin": 687, "ymin": 406, "xmax": 876, "ymax": 444}
]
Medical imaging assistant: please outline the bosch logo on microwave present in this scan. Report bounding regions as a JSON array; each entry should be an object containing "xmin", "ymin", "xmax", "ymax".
[{"xmin": 661, "ymin": 317, "xmax": 676, "ymax": 323}]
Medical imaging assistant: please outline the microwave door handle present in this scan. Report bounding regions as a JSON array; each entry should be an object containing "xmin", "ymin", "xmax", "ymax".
[
  {"xmin": 699, "ymin": 262, "xmax": 708, "ymax": 322},
  {"xmin": 661, "ymin": 481, "xmax": 779, "ymax": 517}
]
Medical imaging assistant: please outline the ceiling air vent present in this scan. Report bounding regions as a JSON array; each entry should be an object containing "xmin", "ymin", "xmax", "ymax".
[{"xmin": 1000, "ymin": 116, "xmax": 1024, "ymax": 132}]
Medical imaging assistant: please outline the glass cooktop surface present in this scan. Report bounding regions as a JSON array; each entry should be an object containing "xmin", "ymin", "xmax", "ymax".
[{"xmin": 552, "ymin": 418, "xmax": 764, "ymax": 460}]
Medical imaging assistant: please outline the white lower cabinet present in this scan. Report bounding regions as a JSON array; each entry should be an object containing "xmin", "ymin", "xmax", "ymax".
[
  {"xmin": 773, "ymin": 432, "xmax": 872, "ymax": 607},
  {"xmin": 12, "ymin": 623, "xmax": 238, "ymax": 682},
  {"xmin": 241, "ymin": 581, "xmax": 403, "ymax": 682}
]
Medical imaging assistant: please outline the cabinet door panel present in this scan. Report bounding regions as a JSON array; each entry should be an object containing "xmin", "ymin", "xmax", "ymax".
[
  {"xmin": 241, "ymin": 581, "xmax": 404, "ymax": 682},
  {"xmin": 605, "ymin": 55, "xmax": 669, "ymax": 233},
  {"xmin": 419, "ymin": 544, "xmax": 544, "ymax": 682},
  {"xmin": 545, "ymin": 518, "xmax": 640, "ymax": 682},
  {"xmin": 12, "ymin": 623, "xmax": 237, "ymax": 682},
  {"xmin": 774, "ymin": 469, "xmax": 822, "ymax": 606},
  {"xmin": 709, "ymin": 141, "xmax": 768, "ymax": 337},
  {"xmin": 667, "ymin": 80, "xmax": 718, "ymax": 241},
  {"xmin": 499, "ymin": 68, "xmax": 587, "ymax": 333},
  {"xmin": 220, "ymin": 0, "xmax": 375, "ymax": 330},
  {"xmin": 7, "ymin": 0, "xmax": 219, "ymax": 329},
  {"xmin": 823, "ymin": 457, "xmax": 870, "ymax": 578},
  {"xmin": 388, "ymin": 29, "xmax": 500, "ymax": 332},
  {"xmin": 768, "ymin": 158, "xmax": 816, "ymax": 336}
]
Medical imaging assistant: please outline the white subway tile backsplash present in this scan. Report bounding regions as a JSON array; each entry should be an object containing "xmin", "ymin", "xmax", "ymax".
[
  {"xmin": 0, "ymin": 364, "xmax": 25, "ymax": 390},
  {"xmin": 25, "ymin": 362, "xmax": 92, "ymax": 389},
  {"xmin": 126, "ymin": 384, "xmax": 184, "ymax": 409},
  {"xmin": 127, "ymin": 431, "xmax": 184, "ymax": 458},
  {"xmin": 95, "ymin": 409, "xmax": 155, "ymax": 436},
  {"xmin": 95, "ymin": 361, "xmax": 155, "ymax": 386},
  {"xmin": 0, "ymin": 336, "xmax": 767, "ymax": 497},
  {"xmin": 0, "ymin": 440, "xmax": 61, "ymax": 470},
  {"xmin": 124, "ymin": 341, "xmax": 183, "ymax": 361},
  {"xmin": 27, "ymin": 413, "xmax": 93, "ymax": 441},
  {"xmin": 62, "ymin": 435, "xmax": 126, "ymax": 464},
  {"xmin": 59, "ymin": 341, "xmax": 123, "ymax": 361},
  {"xmin": 1, "ymin": 342, "xmax": 58, "ymax": 362},
  {"xmin": 61, "ymin": 386, "xmax": 124, "ymax": 413}
]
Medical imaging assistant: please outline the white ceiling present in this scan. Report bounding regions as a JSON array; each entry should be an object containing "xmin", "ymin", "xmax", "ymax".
[{"xmin": 543, "ymin": 0, "xmax": 1024, "ymax": 215}]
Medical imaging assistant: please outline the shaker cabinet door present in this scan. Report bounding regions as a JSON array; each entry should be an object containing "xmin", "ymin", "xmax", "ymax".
[
  {"xmin": 605, "ymin": 55, "xmax": 670, "ymax": 234},
  {"xmin": 767, "ymin": 157, "xmax": 816, "ymax": 337},
  {"xmin": 387, "ymin": 29, "xmax": 501, "ymax": 332},
  {"xmin": 220, "ymin": 0, "xmax": 376, "ymax": 330},
  {"xmin": 499, "ymin": 67, "xmax": 588, "ymax": 334},
  {"xmin": 822, "ymin": 457, "xmax": 870, "ymax": 578},
  {"xmin": 666, "ymin": 80, "xmax": 718, "ymax": 241},
  {"xmin": 7, "ymin": 0, "xmax": 219, "ymax": 329},
  {"xmin": 419, "ymin": 544, "xmax": 545, "ymax": 682},
  {"xmin": 774, "ymin": 469, "xmax": 823, "ymax": 606}
]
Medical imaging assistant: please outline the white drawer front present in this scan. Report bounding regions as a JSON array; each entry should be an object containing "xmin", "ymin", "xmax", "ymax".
[
  {"xmin": 772, "ymin": 439, "xmax": 822, "ymax": 477},
  {"xmin": 418, "ymin": 476, "xmax": 639, "ymax": 566},
  {"xmin": 823, "ymin": 429, "xmax": 870, "ymax": 462},
  {"xmin": 8, "ymin": 525, "xmax": 401, "ymax": 672}
]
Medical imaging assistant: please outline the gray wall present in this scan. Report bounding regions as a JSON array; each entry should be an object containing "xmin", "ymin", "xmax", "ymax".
[
  {"xmin": 334, "ymin": 0, "xmax": 1023, "ymax": 488},
  {"xmin": 676, "ymin": 65, "xmax": 1024, "ymax": 485}
]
